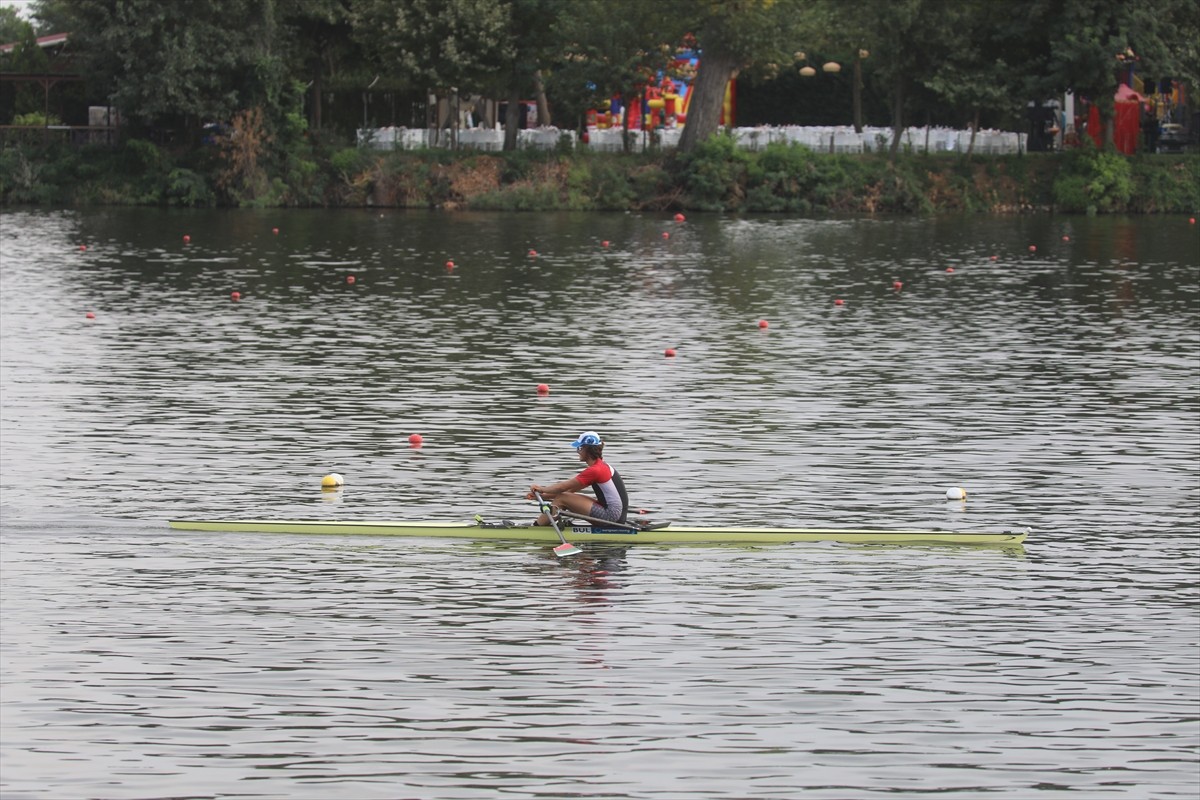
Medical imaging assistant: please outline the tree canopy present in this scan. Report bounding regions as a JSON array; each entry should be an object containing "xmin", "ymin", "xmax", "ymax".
[{"xmin": 10, "ymin": 0, "xmax": 1198, "ymax": 151}]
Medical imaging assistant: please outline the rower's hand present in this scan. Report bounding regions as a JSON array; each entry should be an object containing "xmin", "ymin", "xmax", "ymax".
[{"xmin": 525, "ymin": 484, "xmax": 540, "ymax": 500}]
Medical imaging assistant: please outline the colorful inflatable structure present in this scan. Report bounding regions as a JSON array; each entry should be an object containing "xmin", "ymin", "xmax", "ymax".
[
  {"xmin": 1086, "ymin": 83, "xmax": 1143, "ymax": 155},
  {"xmin": 586, "ymin": 48, "xmax": 735, "ymax": 133}
]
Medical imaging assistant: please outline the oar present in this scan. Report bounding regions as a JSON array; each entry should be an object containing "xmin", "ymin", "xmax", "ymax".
[
  {"xmin": 562, "ymin": 509, "xmax": 672, "ymax": 532},
  {"xmin": 559, "ymin": 510, "xmax": 642, "ymax": 531},
  {"xmin": 533, "ymin": 491, "xmax": 582, "ymax": 557}
]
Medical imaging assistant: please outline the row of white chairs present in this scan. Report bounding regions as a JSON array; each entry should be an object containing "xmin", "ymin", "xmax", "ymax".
[
  {"xmin": 357, "ymin": 125, "xmax": 1025, "ymax": 155},
  {"xmin": 732, "ymin": 126, "xmax": 1026, "ymax": 155},
  {"xmin": 358, "ymin": 127, "xmax": 576, "ymax": 152}
]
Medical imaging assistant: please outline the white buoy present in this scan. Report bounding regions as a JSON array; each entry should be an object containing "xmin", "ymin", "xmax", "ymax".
[
  {"xmin": 945, "ymin": 487, "xmax": 967, "ymax": 501},
  {"xmin": 321, "ymin": 473, "xmax": 344, "ymax": 488}
]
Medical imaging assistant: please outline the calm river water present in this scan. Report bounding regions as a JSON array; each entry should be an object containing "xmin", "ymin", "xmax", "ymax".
[{"xmin": 1, "ymin": 207, "xmax": 1197, "ymax": 799}]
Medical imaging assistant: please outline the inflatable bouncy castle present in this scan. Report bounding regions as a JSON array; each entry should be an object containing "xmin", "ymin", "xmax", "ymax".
[
  {"xmin": 1087, "ymin": 83, "xmax": 1144, "ymax": 155},
  {"xmin": 587, "ymin": 47, "xmax": 735, "ymax": 132}
]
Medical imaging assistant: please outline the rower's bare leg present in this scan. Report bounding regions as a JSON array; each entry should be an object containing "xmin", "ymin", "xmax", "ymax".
[{"xmin": 534, "ymin": 492, "xmax": 595, "ymax": 525}]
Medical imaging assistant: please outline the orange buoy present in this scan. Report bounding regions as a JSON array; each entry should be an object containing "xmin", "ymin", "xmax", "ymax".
[
  {"xmin": 664, "ymin": 348, "xmax": 677, "ymax": 357},
  {"xmin": 231, "ymin": 291, "xmax": 241, "ymax": 301},
  {"xmin": 536, "ymin": 383, "xmax": 550, "ymax": 395},
  {"xmin": 758, "ymin": 319, "xmax": 769, "ymax": 329},
  {"xmin": 408, "ymin": 433, "xmax": 423, "ymax": 447}
]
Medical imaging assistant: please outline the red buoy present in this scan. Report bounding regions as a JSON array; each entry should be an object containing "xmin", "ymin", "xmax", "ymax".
[
  {"xmin": 1062, "ymin": 235, "xmax": 1070, "ymax": 242},
  {"xmin": 536, "ymin": 383, "xmax": 550, "ymax": 395},
  {"xmin": 893, "ymin": 280, "xmax": 903, "ymax": 290},
  {"xmin": 834, "ymin": 298, "xmax": 845, "ymax": 306},
  {"xmin": 990, "ymin": 255, "xmax": 998, "ymax": 261},
  {"xmin": 347, "ymin": 275, "xmax": 356, "ymax": 285},
  {"xmin": 408, "ymin": 433, "xmax": 423, "ymax": 447},
  {"xmin": 85, "ymin": 311, "xmax": 95, "ymax": 320},
  {"xmin": 664, "ymin": 348, "xmax": 677, "ymax": 357},
  {"xmin": 1028, "ymin": 244, "xmax": 1037, "ymax": 252},
  {"xmin": 272, "ymin": 227, "xmax": 279, "ymax": 235},
  {"xmin": 230, "ymin": 291, "xmax": 241, "ymax": 301},
  {"xmin": 674, "ymin": 213, "xmax": 685, "ymax": 222},
  {"xmin": 79, "ymin": 245, "xmax": 87, "ymax": 252},
  {"xmin": 661, "ymin": 232, "xmax": 670, "ymax": 239},
  {"xmin": 1190, "ymin": 217, "xmax": 1196, "ymax": 225},
  {"xmin": 183, "ymin": 235, "xmax": 191, "ymax": 243},
  {"xmin": 758, "ymin": 319, "xmax": 769, "ymax": 329},
  {"xmin": 528, "ymin": 249, "xmax": 538, "ymax": 257},
  {"xmin": 445, "ymin": 260, "xmax": 455, "ymax": 269},
  {"xmin": 946, "ymin": 267, "xmax": 955, "ymax": 273},
  {"xmin": 601, "ymin": 240, "xmax": 610, "ymax": 248}
]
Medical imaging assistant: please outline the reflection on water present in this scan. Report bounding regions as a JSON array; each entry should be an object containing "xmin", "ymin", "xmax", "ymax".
[{"xmin": 1, "ymin": 209, "xmax": 1198, "ymax": 799}]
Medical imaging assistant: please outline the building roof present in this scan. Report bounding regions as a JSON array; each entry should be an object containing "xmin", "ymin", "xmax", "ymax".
[{"xmin": 0, "ymin": 32, "xmax": 70, "ymax": 56}]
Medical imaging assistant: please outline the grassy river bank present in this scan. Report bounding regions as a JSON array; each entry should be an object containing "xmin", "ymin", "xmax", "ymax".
[{"xmin": 1, "ymin": 133, "xmax": 1197, "ymax": 215}]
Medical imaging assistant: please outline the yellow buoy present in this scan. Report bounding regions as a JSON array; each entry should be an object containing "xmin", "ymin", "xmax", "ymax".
[{"xmin": 321, "ymin": 473, "xmax": 344, "ymax": 488}]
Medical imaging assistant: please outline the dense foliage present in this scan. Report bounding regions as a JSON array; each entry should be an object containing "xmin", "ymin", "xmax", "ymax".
[
  {"xmin": 0, "ymin": 0, "xmax": 1196, "ymax": 211},
  {"xmin": 2, "ymin": 132, "xmax": 1197, "ymax": 215},
  {"xmin": 3, "ymin": 0, "xmax": 1196, "ymax": 144}
]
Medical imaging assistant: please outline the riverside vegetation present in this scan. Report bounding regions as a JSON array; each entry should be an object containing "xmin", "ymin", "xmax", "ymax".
[{"xmin": 1, "ymin": 131, "xmax": 1197, "ymax": 216}]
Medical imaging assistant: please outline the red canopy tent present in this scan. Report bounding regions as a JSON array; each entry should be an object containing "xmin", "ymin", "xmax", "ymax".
[{"xmin": 1088, "ymin": 84, "xmax": 1144, "ymax": 154}]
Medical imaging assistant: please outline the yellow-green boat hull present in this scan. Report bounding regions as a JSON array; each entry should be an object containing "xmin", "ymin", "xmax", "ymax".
[{"xmin": 168, "ymin": 519, "xmax": 1028, "ymax": 546}]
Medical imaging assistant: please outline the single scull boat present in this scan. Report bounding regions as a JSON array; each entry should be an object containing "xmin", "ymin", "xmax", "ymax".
[{"xmin": 168, "ymin": 518, "xmax": 1029, "ymax": 546}]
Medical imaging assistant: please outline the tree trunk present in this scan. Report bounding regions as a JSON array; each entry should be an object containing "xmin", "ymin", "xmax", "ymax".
[
  {"xmin": 852, "ymin": 54, "xmax": 863, "ymax": 134},
  {"xmin": 888, "ymin": 73, "xmax": 904, "ymax": 158},
  {"xmin": 622, "ymin": 92, "xmax": 633, "ymax": 153},
  {"xmin": 503, "ymin": 78, "xmax": 520, "ymax": 152},
  {"xmin": 678, "ymin": 49, "xmax": 740, "ymax": 153},
  {"xmin": 1098, "ymin": 92, "xmax": 1115, "ymax": 150},
  {"xmin": 966, "ymin": 107, "xmax": 979, "ymax": 156},
  {"xmin": 312, "ymin": 71, "xmax": 323, "ymax": 130},
  {"xmin": 533, "ymin": 70, "xmax": 551, "ymax": 127}
]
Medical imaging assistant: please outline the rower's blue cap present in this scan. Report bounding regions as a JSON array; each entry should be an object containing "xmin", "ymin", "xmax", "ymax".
[{"xmin": 571, "ymin": 430, "xmax": 602, "ymax": 448}]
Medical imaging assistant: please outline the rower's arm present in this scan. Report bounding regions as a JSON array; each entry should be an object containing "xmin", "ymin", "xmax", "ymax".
[{"xmin": 529, "ymin": 477, "xmax": 584, "ymax": 499}]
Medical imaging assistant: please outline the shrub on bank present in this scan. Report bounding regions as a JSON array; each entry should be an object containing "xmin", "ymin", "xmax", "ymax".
[{"xmin": 1, "ymin": 135, "xmax": 1196, "ymax": 214}]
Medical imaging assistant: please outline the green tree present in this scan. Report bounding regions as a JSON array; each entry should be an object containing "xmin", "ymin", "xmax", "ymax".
[
  {"xmin": 0, "ymin": 12, "xmax": 50, "ymax": 125},
  {"xmin": 1017, "ymin": 0, "xmax": 1192, "ymax": 149},
  {"xmin": 547, "ymin": 0, "xmax": 684, "ymax": 150},
  {"xmin": 491, "ymin": 0, "xmax": 566, "ymax": 150},
  {"xmin": 41, "ymin": 0, "xmax": 291, "ymax": 135},
  {"xmin": 29, "ymin": 0, "xmax": 73, "ymax": 35},
  {"xmin": 917, "ymin": 0, "xmax": 1022, "ymax": 154},
  {"xmin": 0, "ymin": 6, "xmax": 32, "ymax": 43},
  {"xmin": 278, "ymin": 0, "xmax": 359, "ymax": 131},
  {"xmin": 352, "ymin": 0, "xmax": 512, "ymax": 94},
  {"xmin": 352, "ymin": 0, "xmax": 514, "ymax": 145},
  {"xmin": 675, "ymin": 0, "xmax": 814, "ymax": 152}
]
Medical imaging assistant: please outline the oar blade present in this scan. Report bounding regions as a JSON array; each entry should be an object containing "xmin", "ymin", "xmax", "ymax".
[{"xmin": 553, "ymin": 541, "xmax": 583, "ymax": 558}]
